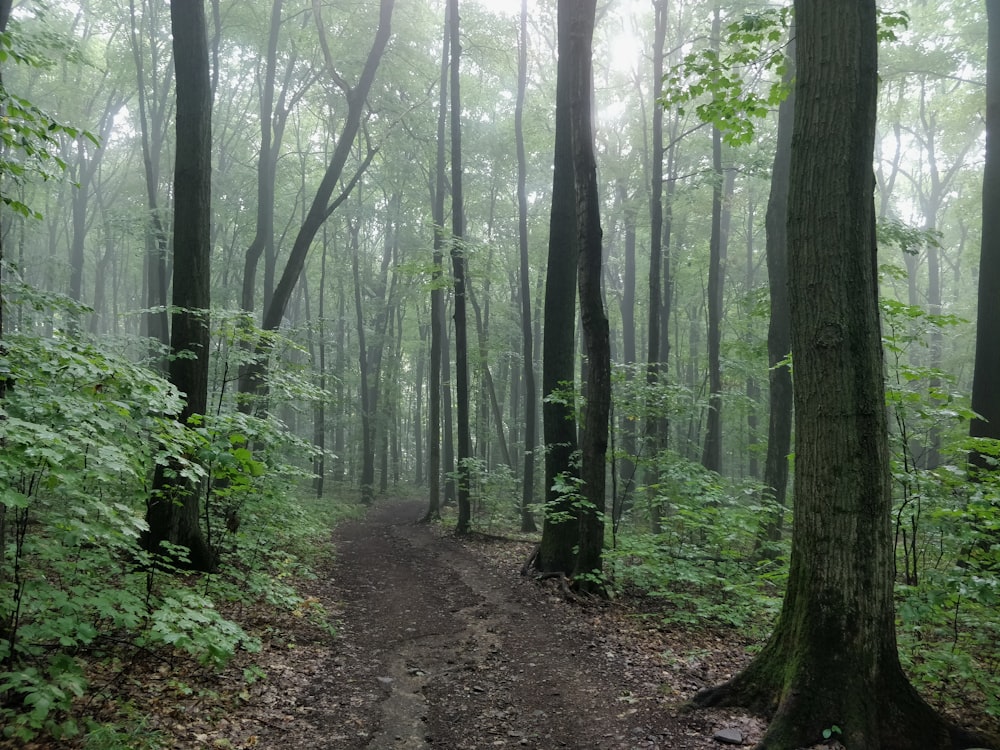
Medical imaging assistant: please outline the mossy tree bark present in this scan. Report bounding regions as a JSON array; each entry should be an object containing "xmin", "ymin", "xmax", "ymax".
[{"xmin": 692, "ymin": 1, "xmax": 986, "ymax": 747}]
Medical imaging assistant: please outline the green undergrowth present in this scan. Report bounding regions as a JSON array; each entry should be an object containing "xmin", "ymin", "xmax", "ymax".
[
  {"xmin": 0, "ymin": 317, "xmax": 355, "ymax": 746},
  {"xmin": 604, "ymin": 450, "xmax": 786, "ymax": 641}
]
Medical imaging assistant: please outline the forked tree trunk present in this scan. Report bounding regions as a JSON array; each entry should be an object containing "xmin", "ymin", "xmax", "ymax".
[
  {"xmin": 693, "ymin": 2, "xmax": 986, "ymax": 747},
  {"xmin": 237, "ymin": 0, "xmax": 394, "ymax": 409}
]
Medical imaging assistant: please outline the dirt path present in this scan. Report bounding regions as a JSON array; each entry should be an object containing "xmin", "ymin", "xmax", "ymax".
[{"xmin": 245, "ymin": 499, "xmax": 761, "ymax": 750}]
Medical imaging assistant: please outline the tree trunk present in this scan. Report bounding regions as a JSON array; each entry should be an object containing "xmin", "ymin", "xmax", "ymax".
[
  {"xmin": 313, "ymin": 229, "xmax": 328, "ymax": 498},
  {"xmin": 144, "ymin": 0, "xmax": 214, "ymax": 572},
  {"xmin": 536, "ymin": 0, "xmax": 581, "ymax": 575},
  {"xmin": 756, "ymin": 32, "xmax": 795, "ymax": 555},
  {"xmin": 424, "ymin": 5, "xmax": 450, "ymax": 523},
  {"xmin": 972, "ymin": 0, "xmax": 1000, "ymax": 467},
  {"xmin": 701, "ymin": 8, "xmax": 725, "ymax": 474},
  {"xmin": 128, "ymin": 0, "xmax": 170, "ymax": 363},
  {"xmin": 693, "ymin": 2, "xmax": 984, "ymax": 746},
  {"xmin": 644, "ymin": 0, "xmax": 668, "ymax": 530},
  {"xmin": 448, "ymin": 0, "xmax": 473, "ymax": 536},
  {"xmin": 570, "ymin": 0, "xmax": 608, "ymax": 596},
  {"xmin": 515, "ymin": 0, "xmax": 537, "ymax": 532}
]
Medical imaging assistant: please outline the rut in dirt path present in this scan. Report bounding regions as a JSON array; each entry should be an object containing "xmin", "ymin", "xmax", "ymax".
[{"xmin": 252, "ymin": 499, "xmax": 753, "ymax": 750}]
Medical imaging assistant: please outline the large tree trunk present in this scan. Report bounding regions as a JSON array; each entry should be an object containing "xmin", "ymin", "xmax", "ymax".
[
  {"xmin": 570, "ymin": 0, "xmax": 608, "ymax": 596},
  {"xmin": 144, "ymin": 0, "xmax": 214, "ymax": 572},
  {"xmin": 448, "ymin": 0, "xmax": 473, "ymax": 536},
  {"xmin": 692, "ymin": 1, "xmax": 986, "ymax": 747},
  {"xmin": 535, "ymin": 0, "xmax": 581, "ymax": 575},
  {"xmin": 972, "ymin": 0, "xmax": 1000, "ymax": 466},
  {"xmin": 515, "ymin": 0, "xmax": 537, "ymax": 533}
]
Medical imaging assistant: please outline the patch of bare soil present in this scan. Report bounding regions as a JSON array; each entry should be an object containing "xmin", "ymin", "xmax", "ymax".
[{"xmin": 219, "ymin": 499, "xmax": 767, "ymax": 750}]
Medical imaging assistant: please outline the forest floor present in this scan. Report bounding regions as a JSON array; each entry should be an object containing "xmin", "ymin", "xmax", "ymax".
[
  {"xmin": 169, "ymin": 496, "xmax": 782, "ymax": 750},
  {"xmin": 27, "ymin": 496, "xmax": 874, "ymax": 750}
]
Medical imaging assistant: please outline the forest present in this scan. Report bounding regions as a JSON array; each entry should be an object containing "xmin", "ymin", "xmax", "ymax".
[{"xmin": 1, "ymin": 0, "xmax": 999, "ymax": 747}]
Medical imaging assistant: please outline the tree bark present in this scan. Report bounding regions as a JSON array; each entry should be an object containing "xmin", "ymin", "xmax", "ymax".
[
  {"xmin": 424, "ymin": 5, "xmax": 450, "ymax": 523},
  {"xmin": 756, "ymin": 32, "xmax": 795, "ymax": 555},
  {"xmin": 515, "ymin": 0, "xmax": 538, "ymax": 533},
  {"xmin": 693, "ymin": 2, "xmax": 985, "ymax": 746},
  {"xmin": 448, "ymin": 0, "xmax": 473, "ymax": 536},
  {"xmin": 536, "ymin": 0, "xmax": 581, "ymax": 575},
  {"xmin": 128, "ymin": 0, "xmax": 171, "ymax": 363},
  {"xmin": 144, "ymin": 0, "xmax": 214, "ymax": 572},
  {"xmin": 644, "ymin": 0, "xmax": 669, "ymax": 530},
  {"xmin": 569, "ymin": 0, "xmax": 608, "ymax": 596},
  {"xmin": 972, "ymin": 0, "xmax": 1000, "ymax": 466}
]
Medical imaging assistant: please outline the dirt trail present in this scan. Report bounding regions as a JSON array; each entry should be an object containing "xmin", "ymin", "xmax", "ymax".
[{"xmin": 248, "ymin": 499, "xmax": 758, "ymax": 750}]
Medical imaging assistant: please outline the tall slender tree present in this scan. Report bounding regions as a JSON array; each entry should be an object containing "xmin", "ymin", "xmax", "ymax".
[
  {"xmin": 515, "ymin": 0, "xmax": 537, "ymax": 533},
  {"xmin": 570, "ymin": 0, "xmax": 608, "ymax": 595},
  {"xmin": 424, "ymin": 4, "xmax": 450, "ymax": 523},
  {"xmin": 644, "ymin": 0, "xmax": 669, "ymax": 528},
  {"xmin": 143, "ymin": 0, "xmax": 214, "ymax": 571},
  {"xmin": 757, "ymin": 33, "xmax": 795, "ymax": 553},
  {"xmin": 701, "ymin": 6, "xmax": 724, "ymax": 474},
  {"xmin": 535, "ymin": 0, "xmax": 581, "ymax": 575},
  {"xmin": 448, "ymin": 0, "xmax": 473, "ymax": 535}
]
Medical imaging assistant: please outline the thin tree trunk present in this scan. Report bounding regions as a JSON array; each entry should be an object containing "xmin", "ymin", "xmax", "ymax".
[
  {"xmin": 448, "ymin": 0, "xmax": 473, "ymax": 535},
  {"xmin": 424, "ymin": 5, "xmax": 450, "ymax": 522},
  {"xmin": 756, "ymin": 32, "xmax": 795, "ymax": 554},
  {"xmin": 515, "ymin": 0, "xmax": 537, "ymax": 532}
]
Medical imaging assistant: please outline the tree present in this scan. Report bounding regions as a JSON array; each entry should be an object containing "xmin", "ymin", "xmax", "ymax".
[
  {"xmin": 424, "ymin": 4, "xmax": 450, "ymax": 523},
  {"xmin": 692, "ymin": 0, "xmax": 984, "ymax": 746},
  {"xmin": 143, "ymin": 0, "xmax": 214, "ymax": 571},
  {"xmin": 971, "ymin": 0, "xmax": 1000, "ymax": 467},
  {"xmin": 128, "ymin": 0, "xmax": 172, "ymax": 361},
  {"xmin": 514, "ymin": 0, "xmax": 537, "ymax": 533},
  {"xmin": 644, "ymin": 0, "xmax": 669, "ymax": 529},
  {"xmin": 535, "ymin": 0, "xmax": 580, "ymax": 575},
  {"xmin": 756, "ymin": 32, "xmax": 795, "ymax": 553},
  {"xmin": 449, "ymin": 0, "xmax": 473, "ymax": 536},
  {"xmin": 701, "ymin": 7, "xmax": 725, "ymax": 475},
  {"xmin": 569, "ymin": 0, "xmax": 608, "ymax": 595},
  {"xmin": 238, "ymin": 0, "xmax": 394, "ymax": 409}
]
